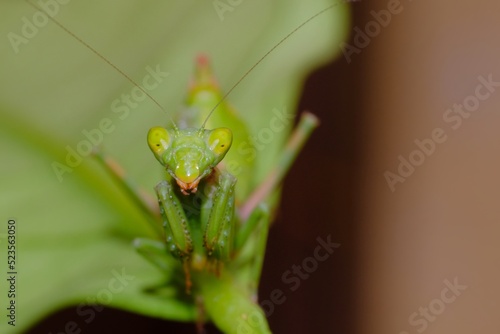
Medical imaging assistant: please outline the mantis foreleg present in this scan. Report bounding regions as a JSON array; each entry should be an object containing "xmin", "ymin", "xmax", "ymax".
[{"xmin": 202, "ymin": 170, "xmax": 236, "ymax": 262}]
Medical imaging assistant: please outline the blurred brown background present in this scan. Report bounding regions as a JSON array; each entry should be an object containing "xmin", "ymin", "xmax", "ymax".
[
  {"xmin": 353, "ymin": 1, "xmax": 500, "ymax": 333},
  {"xmin": 28, "ymin": 0, "xmax": 500, "ymax": 333}
]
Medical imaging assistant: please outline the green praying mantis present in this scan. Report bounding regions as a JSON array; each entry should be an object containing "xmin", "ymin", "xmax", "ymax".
[
  {"xmin": 25, "ymin": 1, "xmax": 341, "ymax": 333},
  {"xmin": 122, "ymin": 56, "xmax": 318, "ymax": 333},
  {"xmin": 94, "ymin": 55, "xmax": 319, "ymax": 334}
]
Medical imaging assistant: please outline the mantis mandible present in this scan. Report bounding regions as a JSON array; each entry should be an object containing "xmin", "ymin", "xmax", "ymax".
[{"xmin": 27, "ymin": 1, "xmax": 337, "ymax": 333}]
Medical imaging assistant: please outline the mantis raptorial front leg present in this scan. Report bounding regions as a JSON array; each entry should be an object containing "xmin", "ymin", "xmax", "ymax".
[
  {"xmin": 154, "ymin": 177, "xmax": 194, "ymax": 290},
  {"xmin": 152, "ymin": 168, "xmax": 237, "ymax": 290},
  {"xmin": 155, "ymin": 178, "xmax": 193, "ymax": 259},
  {"xmin": 201, "ymin": 169, "xmax": 236, "ymax": 262}
]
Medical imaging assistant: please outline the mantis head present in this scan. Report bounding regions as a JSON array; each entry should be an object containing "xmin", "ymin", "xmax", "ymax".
[{"xmin": 147, "ymin": 126, "xmax": 232, "ymax": 194}]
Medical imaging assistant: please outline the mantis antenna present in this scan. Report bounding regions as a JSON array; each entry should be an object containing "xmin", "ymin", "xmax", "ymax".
[
  {"xmin": 24, "ymin": 0, "xmax": 180, "ymax": 132},
  {"xmin": 200, "ymin": 3, "xmax": 340, "ymax": 129},
  {"xmin": 25, "ymin": 0, "xmax": 345, "ymax": 131}
]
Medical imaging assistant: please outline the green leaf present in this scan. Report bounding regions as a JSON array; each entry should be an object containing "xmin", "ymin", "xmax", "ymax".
[{"xmin": 0, "ymin": 1, "xmax": 349, "ymax": 332}]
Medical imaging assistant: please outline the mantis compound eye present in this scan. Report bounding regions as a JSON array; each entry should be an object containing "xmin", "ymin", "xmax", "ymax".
[
  {"xmin": 207, "ymin": 127, "xmax": 232, "ymax": 163},
  {"xmin": 147, "ymin": 127, "xmax": 171, "ymax": 163}
]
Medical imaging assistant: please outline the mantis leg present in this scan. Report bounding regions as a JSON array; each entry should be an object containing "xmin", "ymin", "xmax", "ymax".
[
  {"xmin": 236, "ymin": 204, "xmax": 271, "ymax": 294},
  {"xmin": 133, "ymin": 238, "xmax": 174, "ymax": 272},
  {"xmin": 202, "ymin": 170, "xmax": 237, "ymax": 264},
  {"xmin": 240, "ymin": 112, "xmax": 319, "ymax": 219},
  {"xmin": 235, "ymin": 112, "xmax": 318, "ymax": 295},
  {"xmin": 155, "ymin": 179, "xmax": 194, "ymax": 291},
  {"xmin": 234, "ymin": 205, "xmax": 268, "ymax": 253}
]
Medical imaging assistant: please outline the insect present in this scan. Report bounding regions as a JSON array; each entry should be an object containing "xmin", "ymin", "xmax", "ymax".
[
  {"xmin": 94, "ymin": 53, "xmax": 320, "ymax": 334},
  {"xmin": 125, "ymin": 56, "xmax": 319, "ymax": 333},
  {"xmin": 22, "ymin": 1, "xmax": 342, "ymax": 333}
]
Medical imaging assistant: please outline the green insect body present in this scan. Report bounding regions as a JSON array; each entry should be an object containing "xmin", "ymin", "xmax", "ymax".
[
  {"xmin": 146, "ymin": 55, "xmax": 253, "ymax": 273},
  {"xmin": 136, "ymin": 56, "xmax": 273, "ymax": 333},
  {"xmin": 147, "ymin": 124, "xmax": 237, "ymax": 268}
]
